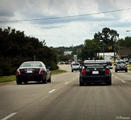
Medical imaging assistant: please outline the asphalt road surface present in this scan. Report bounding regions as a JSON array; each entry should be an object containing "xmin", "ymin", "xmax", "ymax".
[{"xmin": 0, "ymin": 65, "xmax": 131, "ymax": 120}]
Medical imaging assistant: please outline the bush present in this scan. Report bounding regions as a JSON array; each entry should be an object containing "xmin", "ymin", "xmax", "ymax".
[{"xmin": 0, "ymin": 62, "xmax": 12, "ymax": 76}]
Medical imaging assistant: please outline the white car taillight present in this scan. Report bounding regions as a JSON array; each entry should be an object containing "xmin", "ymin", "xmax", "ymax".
[
  {"xmin": 16, "ymin": 69, "xmax": 20, "ymax": 75},
  {"xmin": 39, "ymin": 69, "xmax": 45, "ymax": 74}
]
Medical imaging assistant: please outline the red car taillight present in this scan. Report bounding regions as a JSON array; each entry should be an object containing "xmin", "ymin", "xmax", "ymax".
[
  {"xmin": 39, "ymin": 69, "xmax": 45, "ymax": 74},
  {"xmin": 16, "ymin": 69, "xmax": 20, "ymax": 75},
  {"xmin": 105, "ymin": 69, "xmax": 109, "ymax": 75},
  {"xmin": 81, "ymin": 69, "xmax": 86, "ymax": 75}
]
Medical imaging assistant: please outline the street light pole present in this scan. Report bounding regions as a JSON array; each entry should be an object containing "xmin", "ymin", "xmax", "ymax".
[
  {"xmin": 100, "ymin": 40, "xmax": 104, "ymax": 59},
  {"xmin": 113, "ymin": 36, "xmax": 119, "ymax": 62},
  {"xmin": 114, "ymin": 40, "xmax": 116, "ymax": 63}
]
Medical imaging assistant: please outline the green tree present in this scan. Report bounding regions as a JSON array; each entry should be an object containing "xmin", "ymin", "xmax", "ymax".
[
  {"xmin": 94, "ymin": 27, "xmax": 119, "ymax": 52},
  {"xmin": 118, "ymin": 37, "xmax": 131, "ymax": 49},
  {"xmin": 0, "ymin": 27, "xmax": 58, "ymax": 75},
  {"xmin": 80, "ymin": 39, "xmax": 99, "ymax": 60}
]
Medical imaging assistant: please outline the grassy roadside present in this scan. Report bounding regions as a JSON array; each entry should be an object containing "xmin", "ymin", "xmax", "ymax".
[
  {"xmin": 0, "ymin": 69, "xmax": 67, "ymax": 83},
  {"xmin": 51, "ymin": 69, "xmax": 66, "ymax": 75},
  {"xmin": 0, "ymin": 75, "xmax": 16, "ymax": 83}
]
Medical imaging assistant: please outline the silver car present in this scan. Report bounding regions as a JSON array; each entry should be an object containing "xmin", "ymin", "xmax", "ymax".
[
  {"xmin": 16, "ymin": 61, "xmax": 51, "ymax": 84},
  {"xmin": 115, "ymin": 61, "xmax": 128, "ymax": 72}
]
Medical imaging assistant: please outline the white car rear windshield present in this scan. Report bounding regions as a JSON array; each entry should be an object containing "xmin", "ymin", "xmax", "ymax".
[{"xmin": 21, "ymin": 62, "xmax": 42, "ymax": 67}]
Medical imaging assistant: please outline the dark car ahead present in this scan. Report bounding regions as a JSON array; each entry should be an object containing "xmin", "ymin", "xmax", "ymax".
[
  {"xmin": 79, "ymin": 60, "xmax": 112, "ymax": 86},
  {"xmin": 16, "ymin": 61, "xmax": 51, "ymax": 85}
]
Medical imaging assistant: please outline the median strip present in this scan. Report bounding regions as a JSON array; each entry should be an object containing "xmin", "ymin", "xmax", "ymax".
[
  {"xmin": 1, "ymin": 112, "xmax": 17, "ymax": 120},
  {"xmin": 51, "ymin": 70, "xmax": 66, "ymax": 75}
]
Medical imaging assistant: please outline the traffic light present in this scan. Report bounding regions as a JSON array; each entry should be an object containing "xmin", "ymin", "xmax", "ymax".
[{"xmin": 108, "ymin": 45, "xmax": 112, "ymax": 50}]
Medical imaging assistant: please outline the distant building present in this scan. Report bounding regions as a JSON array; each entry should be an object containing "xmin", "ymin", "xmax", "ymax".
[
  {"xmin": 118, "ymin": 49, "xmax": 131, "ymax": 58},
  {"xmin": 97, "ymin": 52, "xmax": 115, "ymax": 61},
  {"xmin": 73, "ymin": 55, "xmax": 77, "ymax": 61},
  {"xmin": 64, "ymin": 51, "xmax": 72, "ymax": 56}
]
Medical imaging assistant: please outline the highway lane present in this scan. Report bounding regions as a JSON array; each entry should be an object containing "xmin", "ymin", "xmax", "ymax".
[
  {"xmin": 0, "ymin": 65, "xmax": 78, "ymax": 119},
  {"xmin": 112, "ymin": 70, "xmax": 131, "ymax": 84},
  {"xmin": 0, "ymin": 65, "xmax": 131, "ymax": 120}
]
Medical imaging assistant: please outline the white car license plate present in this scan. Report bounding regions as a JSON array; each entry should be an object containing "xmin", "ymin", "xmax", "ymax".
[
  {"xmin": 27, "ymin": 71, "xmax": 32, "ymax": 73},
  {"xmin": 92, "ymin": 71, "xmax": 99, "ymax": 74}
]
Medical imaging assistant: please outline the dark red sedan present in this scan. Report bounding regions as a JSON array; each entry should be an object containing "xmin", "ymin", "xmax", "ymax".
[{"xmin": 16, "ymin": 61, "xmax": 51, "ymax": 84}]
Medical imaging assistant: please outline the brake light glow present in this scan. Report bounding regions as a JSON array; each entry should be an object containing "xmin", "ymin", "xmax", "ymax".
[
  {"xmin": 105, "ymin": 69, "xmax": 109, "ymax": 74},
  {"xmin": 16, "ymin": 69, "xmax": 20, "ymax": 75},
  {"xmin": 39, "ymin": 69, "xmax": 45, "ymax": 74},
  {"xmin": 81, "ymin": 69, "xmax": 86, "ymax": 75}
]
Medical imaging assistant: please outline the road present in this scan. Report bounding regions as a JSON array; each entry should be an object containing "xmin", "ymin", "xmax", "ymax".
[{"xmin": 0, "ymin": 65, "xmax": 131, "ymax": 120}]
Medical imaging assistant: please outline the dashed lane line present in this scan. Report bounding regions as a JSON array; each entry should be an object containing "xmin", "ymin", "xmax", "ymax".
[
  {"xmin": 48, "ymin": 89, "xmax": 56, "ymax": 93},
  {"xmin": 64, "ymin": 82, "xmax": 69, "ymax": 85},
  {"xmin": 114, "ymin": 75, "xmax": 126, "ymax": 83},
  {"xmin": 1, "ymin": 112, "xmax": 17, "ymax": 120}
]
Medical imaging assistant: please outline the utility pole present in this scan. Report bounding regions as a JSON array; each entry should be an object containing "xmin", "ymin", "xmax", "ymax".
[
  {"xmin": 114, "ymin": 44, "xmax": 115, "ymax": 62},
  {"xmin": 113, "ymin": 36, "xmax": 119, "ymax": 62}
]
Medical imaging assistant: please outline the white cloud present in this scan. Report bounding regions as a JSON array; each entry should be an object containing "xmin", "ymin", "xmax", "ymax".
[{"xmin": 0, "ymin": 0, "xmax": 131, "ymax": 47}]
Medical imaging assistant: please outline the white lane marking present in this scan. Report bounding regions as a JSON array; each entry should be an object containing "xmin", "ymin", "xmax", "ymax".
[
  {"xmin": 114, "ymin": 75, "xmax": 126, "ymax": 83},
  {"xmin": 120, "ymin": 79, "xmax": 126, "ymax": 83},
  {"xmin": 1, "ymin": 112, "xmax": 17, "ymax": 120},
  {"xmin": 65, "ymin": 82, "xmax": 69, "ymax": 85},
  {"xmin": 48, "ymin": 89, "xmax": 56, "ymax": 93}
]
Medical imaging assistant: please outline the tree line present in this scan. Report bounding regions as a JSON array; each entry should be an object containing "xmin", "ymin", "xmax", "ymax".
[
  {"xmin": 80, "ymin": 27, "xmax": 131, "ymax": 60},
  {"xmin": 55, "ymin": 27, "xmax": 131, "ymax": 61},
  {"xmin": 0, "ymin": 27, "xmax": 58, "ymax": 76}
]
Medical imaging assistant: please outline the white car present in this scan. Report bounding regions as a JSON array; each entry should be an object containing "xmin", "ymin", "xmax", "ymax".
[{"xmin": 71, "ymin": 62, "xmax": 81, "ymax": 72}]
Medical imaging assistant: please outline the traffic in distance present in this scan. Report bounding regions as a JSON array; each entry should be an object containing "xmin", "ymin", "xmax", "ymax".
[{"xmin": 16, "ymin": 59, "xmax": 128, "ymax": 86}]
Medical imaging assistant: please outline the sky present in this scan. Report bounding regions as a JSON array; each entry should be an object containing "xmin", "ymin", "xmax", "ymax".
[{"xmin": 0, "ymin": 0, "xmax": 131, "ymax": 47}]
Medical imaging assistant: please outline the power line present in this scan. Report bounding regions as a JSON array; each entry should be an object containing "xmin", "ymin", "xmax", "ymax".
[{"xmin": 0, "ymin": 8, "xmax": 131, "ymax": 22}]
